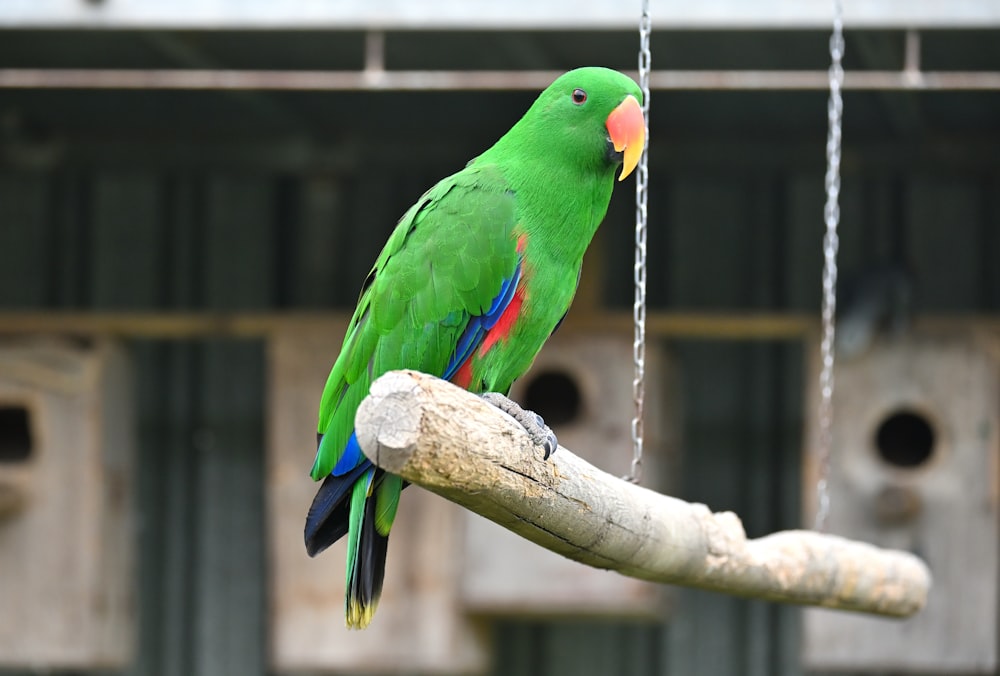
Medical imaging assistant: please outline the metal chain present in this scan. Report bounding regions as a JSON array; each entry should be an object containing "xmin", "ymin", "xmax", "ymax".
[
  {"xmin": 814, "ymin": 0, "xmax": 844, "ymax": 531},
  {"xmin": 626, "ymin": 0, "xmax": 652, "ymax": 485}
]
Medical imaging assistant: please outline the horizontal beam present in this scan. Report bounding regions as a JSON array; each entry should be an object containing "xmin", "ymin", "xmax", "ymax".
[
  {"xmin": 2, "ymin": 68, "xmax": 1000, "ymax": 91},
  {"xmin": 355, "ymin": 369, "xmax": 931, "ymax": 617},
  {"xmin": 2, "ymin": 0, "xmax": 998, "ymax": 29},
  {"xmin": 0, "ymin": 312, "xmax": 996, "ymax": 340},
  {"xmin": 0, "ymin": 311, "xmax": 810, "ymax": 339}
]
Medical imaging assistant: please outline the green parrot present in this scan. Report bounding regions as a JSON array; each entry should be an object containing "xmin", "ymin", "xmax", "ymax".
[{"xmin": 305, "ymin": 66, "xmax": 646, "ymax": 629}]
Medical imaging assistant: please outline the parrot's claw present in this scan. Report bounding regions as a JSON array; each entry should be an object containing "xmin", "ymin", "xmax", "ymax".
[{"xmin": 480, "ymin": 392, "xmax": 558, "ymax": 460}]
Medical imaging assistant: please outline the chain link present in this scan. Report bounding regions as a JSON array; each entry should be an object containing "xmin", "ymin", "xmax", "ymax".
[
  {"xmin": 626, "ymin": 0, "xmax": 652, "ymax": 485},
  {"xmin": 814, "ymin": 0, "xmax": 844, "ymax": 531}
]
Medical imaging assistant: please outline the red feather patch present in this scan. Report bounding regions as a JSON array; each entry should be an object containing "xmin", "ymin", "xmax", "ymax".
[
  {"xmin": 452, "ymin": 356, "xmax": 474, "ymax": 389},
  {"xmin": 479, "ymin": 287, "xmax": 524, "ymax": 355},
  {"xmin": 448, "ymin": 232, "xmax": 528, "ymax": 391}
]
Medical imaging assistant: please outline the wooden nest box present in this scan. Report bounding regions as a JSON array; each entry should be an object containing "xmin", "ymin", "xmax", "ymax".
[
  {"xmin": 803, "ymin": 329, "xmax": 999, "ymax": 673},
  {"xmin": 0, "ymin": 339, "xmax": 135, "ymax": 669}
]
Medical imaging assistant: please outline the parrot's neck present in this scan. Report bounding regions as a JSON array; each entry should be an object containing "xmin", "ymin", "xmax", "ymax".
[
  {"xmin": 477, "ymin": 148, "xmax": 617, "ymax": 270},
  {"xmin": 518, "ymin": 160, "xmax": 615, "ymax": 268}
]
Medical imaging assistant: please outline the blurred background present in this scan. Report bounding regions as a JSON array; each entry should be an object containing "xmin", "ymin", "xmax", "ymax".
[{"xmin": 0, "ymin": 1, "xmax": 999, "ymax": 675}]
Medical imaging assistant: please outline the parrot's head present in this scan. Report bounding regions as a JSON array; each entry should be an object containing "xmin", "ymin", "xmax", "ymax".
[{"xmin": 503, "ymin": 67, "xmax": 646, "ymax": 183}]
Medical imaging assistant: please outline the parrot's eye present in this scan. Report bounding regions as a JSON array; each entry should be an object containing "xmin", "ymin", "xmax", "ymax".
[{"xmin": 571, "ymin": 88, "xmax": 587, "ymax": 105}]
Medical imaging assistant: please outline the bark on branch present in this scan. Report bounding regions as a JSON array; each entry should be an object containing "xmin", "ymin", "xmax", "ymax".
[{"xmin": 355, "ymin": 370, "xmax": 931, "ymax": 618}]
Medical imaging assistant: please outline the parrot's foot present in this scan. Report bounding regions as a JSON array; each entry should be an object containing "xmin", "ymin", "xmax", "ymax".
[{"xmin": 480, "ymin": 392, "xmax": 558, "ymax": 459}]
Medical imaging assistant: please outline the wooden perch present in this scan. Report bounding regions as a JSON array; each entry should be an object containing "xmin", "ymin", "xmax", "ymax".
[{"xmin": 355, "ymin": 370, "xmax": 931, "ymax": 619}]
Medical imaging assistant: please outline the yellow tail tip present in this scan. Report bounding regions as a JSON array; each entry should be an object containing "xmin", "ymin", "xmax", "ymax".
[{"xmin": 346, "ymin": 600, "xmax": 379, "ymax": 630}]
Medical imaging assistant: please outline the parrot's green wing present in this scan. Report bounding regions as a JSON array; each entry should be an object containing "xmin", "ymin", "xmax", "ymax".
[{"xmin": 310, "ymin": 163, "xmax": 519, "ymax": 481}]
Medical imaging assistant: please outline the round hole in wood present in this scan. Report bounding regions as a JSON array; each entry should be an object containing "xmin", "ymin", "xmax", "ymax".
[
  {"xmin": 875, "ymin": 409, "xmax": 935, "ymax": 469},
  {"xmin": 0, "ymin": 405, "xmax": 32, "ymax": 463},
  {"xmin": 522, "ymin": 370, "xmax": 582, "ymax": 428}
]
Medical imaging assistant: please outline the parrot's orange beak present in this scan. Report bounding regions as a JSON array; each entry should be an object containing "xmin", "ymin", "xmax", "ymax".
[{"xmin": 605, "ymin": 94, "xmax": 645, "ymax": 182}]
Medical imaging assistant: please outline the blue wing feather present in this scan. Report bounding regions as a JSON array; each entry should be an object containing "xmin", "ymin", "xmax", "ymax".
[
  {"xmin": 444, "ymin": 317, "xmax": 484, "ymax": 380},
  {"xmin": 442, "ymin": 259, "xmax": 521, "ymax": 380},
  {"xmin": 483, "ymin": 263, "xmax": 521, "ymax": 330},
  {"xmin": 331, "ymin": 431, "xmax": 364, "ymax": 477}
]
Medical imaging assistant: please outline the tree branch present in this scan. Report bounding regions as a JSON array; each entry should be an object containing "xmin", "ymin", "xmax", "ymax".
[{"xmin": 355, "ymin": 370, "xmax": 931, "ymax": 618}]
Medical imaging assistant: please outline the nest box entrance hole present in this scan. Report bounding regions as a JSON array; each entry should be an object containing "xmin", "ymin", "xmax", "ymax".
[
  {"xmin": 0, "ymin": 405, "xmax": 33, "ymax": 463},
  {"xmin": 875, "ymin": 409, "xmax": 936, "ymax": 470},
  {"xmin": 522, "ymin": 370, "xmax": 583, "ymax": 428}
]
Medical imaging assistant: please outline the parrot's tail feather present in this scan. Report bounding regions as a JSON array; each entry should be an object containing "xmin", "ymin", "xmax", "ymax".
[
  {"xmin": 346, "ymin": 487, "xmax": 390, "ymax": 630},
  {"xmin": 304, "ymin": 460, "xmax": 373, "ymax": 557}
]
